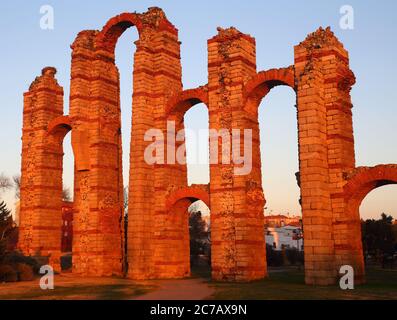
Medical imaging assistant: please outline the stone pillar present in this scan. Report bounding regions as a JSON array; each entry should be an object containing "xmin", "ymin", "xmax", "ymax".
[
  {"xmin": 69, "ymin": 29, "xmax": 124, "ymax": 276},
  {"xmin": 69, "ymin": 30, "xmax": 97, "ymax": 275},
  {"xmin": 19, "ymin": 67, "xmax": 64, "ymax": 272},
  {"xmin": 149, "ymin": 29, "xmax": 188, "ymax": 279},
  {"xmin": 294, "ymin": 28, "xmax": 337, "ymax": 285},
  {"xmin": 315, "ymin": 29, "xmax": 364, "ymax": 283},
  {"xmin": 127, "ymin": 11, "xmax": 183, "ymax": 280},
  {"xmin": 208, "ymin": 27, "xmax": 266, "ymax": 281}
]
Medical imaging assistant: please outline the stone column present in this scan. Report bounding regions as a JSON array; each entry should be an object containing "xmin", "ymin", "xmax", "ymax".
[
  {"xmin": 148, "ymin": 29, "xmax": 188, "ymax": 279},
  {"xmin": 69, "ymin": 29, "xmax": 124, "ymax": 276},
  {"xmin": 314, "ymin": 29, "xmax": 364, "ymax": 283},
  {"xmin": 19, "ymin": 67, "xmax": 64, "ymax": 272},
  {"xmin": 294, "ymin": 28, "xmax": 338, "ymax": 285},
  {"xmin": 208, "ymin": 27, "xmax": 266, "ymax": 281},
  {"xmin": 127, "ymin": 14, "xmax": 183, "ymax": 280}
]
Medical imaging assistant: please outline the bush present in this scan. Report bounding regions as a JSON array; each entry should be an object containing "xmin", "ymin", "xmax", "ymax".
[
  {"xmin": 2, "ymin": 251, "xmax": 40, "ymax": 274},
  {"xmin": 16, "ymin": 263, "xmax": 34, "ymax": 281},
  {"xmin": 286, "ymin": 248, "xmax": 300, "ymax": 265},
  {"xmin": 266, "ymin": 245, "xmax": 283, "ymax": 267},
  {"xmin": 0, "ymin": 264, "xmax": 18, "ymax": 282},
  {"xmin": 0, "ymin": 240, "xmax": 6, "ymax": 263}
]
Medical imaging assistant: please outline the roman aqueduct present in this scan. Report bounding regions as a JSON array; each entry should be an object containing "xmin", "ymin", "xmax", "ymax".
[{"xmin": 18, "ymin": 8, "xmax": 397, "ymax": 285}]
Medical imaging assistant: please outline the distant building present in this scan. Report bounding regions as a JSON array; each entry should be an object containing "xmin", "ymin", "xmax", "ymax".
[
  {"xmin": 263, "ymin": 214, "xmax": 301, "ymax": 228},
  {"xmin": 265, "ymin": 225, "xmax": 303, "ymax": 251}
]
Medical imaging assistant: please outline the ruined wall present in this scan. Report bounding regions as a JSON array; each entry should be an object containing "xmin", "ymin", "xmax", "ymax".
[
  {"xmin": 19, "ymin": 67, "xmax": 65, "ymax": 272},
  {"xmin": 19, "ymin": 8, "xmax": 396, "ymax": 285}
]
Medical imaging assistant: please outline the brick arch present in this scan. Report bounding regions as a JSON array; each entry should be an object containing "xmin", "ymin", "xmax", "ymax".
[
  {"xmin": 336, "ymin": 164, "xmax": 397, "ymax": 284},
  {"xmin": 166, "ymin": 185, "xmax": 210, "ymax": 212},
  {"xmin": 95, "ymin": 8, "xmax": 177, "ymax": 54},
  {"xmin": 155, "ymin": 185, "xmax": 210, "ymax": 278},
  {"xmin": 344, "ymin": 164, "xmax": 397, "ymax": 206},
  {"xmin": 165, "ymin": 87, "xmax": 209, "ymax": 118},
  {"xmin": 47, "ymin": 115, "xmax": 72, "ymax": 140},
  {"xmin": 95, "ymin": 13, "xmax": 142, "ymax": 53},
  {"xmin": 243, "ymin": 67, "xmax": 296, "ymax": 115}
]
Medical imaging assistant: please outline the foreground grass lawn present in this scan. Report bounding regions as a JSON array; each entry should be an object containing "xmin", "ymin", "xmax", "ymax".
[
  {"xmin": 209, "ymin": 267, "xmax": 397, "ymax": 300},
  {"xmin": 0, "ymin": 275, "xmax": 155, "ymax": 300}
]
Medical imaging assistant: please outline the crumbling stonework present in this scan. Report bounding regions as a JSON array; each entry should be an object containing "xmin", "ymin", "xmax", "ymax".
[{"xmin": 18, "ymin": 8, "xmax": 397, "ymax": 284}]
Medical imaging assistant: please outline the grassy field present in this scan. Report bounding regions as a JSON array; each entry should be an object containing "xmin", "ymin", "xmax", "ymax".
[
  {"xmin": 0, "ymin": 275, "xmax": 156, "ymax": 300},
  {"xmin": 1, "ymin": 266, "xmax": 396, "ymax": 300},
  {"xmin": 209, "ymin": 267, "xmax": 397, "ymax": 300}
]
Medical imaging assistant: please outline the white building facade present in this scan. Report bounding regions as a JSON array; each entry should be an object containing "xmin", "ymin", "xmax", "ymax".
[{"xmin": 265, "ymin": 226, "xmax": 303, "ymax": 251}]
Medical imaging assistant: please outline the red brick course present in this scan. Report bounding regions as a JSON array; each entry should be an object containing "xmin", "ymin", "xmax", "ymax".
[{"xmin": 18, "ymin": 10, "xmax": 396, "ymax": 285}]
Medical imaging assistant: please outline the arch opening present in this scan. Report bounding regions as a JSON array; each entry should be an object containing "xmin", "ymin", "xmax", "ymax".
[
  {"xmin": 61, "ymin": 130, "xmax": 74, "ymax": 271},
  {"xmin": 96, "ymin": 13, "xmax": 142, "ymax": 55},
  {"xmin": 184, "ymin": 102, "xmax": 210, "ymax": 186},
  {"xmin": 45, "ymin": 121, "xmax": 74, "ymax": 272},
  {"xmin": 340, "ymin": 165, "xmax": 397, "ymax": 280},
  {"xmin": 359, "ymin": 185, "xmax": 397, "ymax": 270},
  {"xmin": 161, "ymin": 192, "xmax": 211, "ymax": 279},
  {"xmin": 114, "ymin": 26, "xmax": 140, "ymax": 274},
  {"xmin": 253, "ymin": 78, "xmax": 302, "ymax": 271},
  {"xmin": 188, "ymin": 200, "xmax": 211, "ymax": 277}
]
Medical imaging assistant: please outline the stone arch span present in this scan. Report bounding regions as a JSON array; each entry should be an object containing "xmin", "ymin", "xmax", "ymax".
[
  {"xmin": 165, "ymin": 87, "xmax": 209, "ymax": 119},
  {"xmin": 344, "ymin": 165, "xmax": 397, "ymax": 204},
  {"xmin": 47, "ymin": 116, "xmax": 72, "ymax": 139},
  {"xmin": 95, "ymin": 8, "xmax": 177, "ymax": 54},
  {"xmin": 166, "ymin": 185, "xmax": 210, "ymax": 211},
  {"xmin": 335, "ymin": 165, "xmax": 397, "ymax": 284},
  {"xmin": 154, "ymin": 185, "xmax": 210, "ymax": 279},
  {"xmin": 243, "ymin": 67, "xmax": 296, "ymax": 115}
]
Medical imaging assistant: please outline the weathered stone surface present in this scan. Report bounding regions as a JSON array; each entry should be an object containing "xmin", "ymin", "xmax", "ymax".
[{"xmin": 18, "ymin": 10, "xmax": 396, "ymax": 285}]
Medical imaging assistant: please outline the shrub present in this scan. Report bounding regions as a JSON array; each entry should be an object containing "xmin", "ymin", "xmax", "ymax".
[
  {"xmin": 2, "ymin": 251, "xmax": 40, "ymax": 274},
  {"xmin": 0, "ymin": 264, "xmax": 18, "ymax": 282},
  {"xmin": 16, "ymin": 263, "xmax": 34, "ymax": 281},
  {"xmin": 266, "ymin": 245, "xmax": 283, "ymax": 267},
  {"xmin": 286, "ymin": 248, "xmax": 299, "ymax": 265}
]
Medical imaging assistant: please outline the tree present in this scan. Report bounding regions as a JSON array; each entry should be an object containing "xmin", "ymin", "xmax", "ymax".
[
  {"xmin": 62, "ymin": 187, "xmax": 72, "ymax": 202},
  {"xmin": 13, "ymin": 175, "xmax": 20, "ymax": 199},
  {"xmin": 0, "ymin": 174, "xmax": 12, "ymax": 193},
  {"xmin": 362, "ymin": 213, "xmax": 396, "ymax": 267},
  {"xmin": 189, "ymin": 211, "xmax": 209, "ymax": 265},
  {"xmin": 0, "ymin": 201, "xmax": 13, "ymax": 260}
]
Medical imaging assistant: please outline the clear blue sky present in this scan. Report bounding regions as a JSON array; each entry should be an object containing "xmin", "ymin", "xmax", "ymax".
[{"xmin": 0, "ymin": 0, "xmax": 396, "ymax": 220}]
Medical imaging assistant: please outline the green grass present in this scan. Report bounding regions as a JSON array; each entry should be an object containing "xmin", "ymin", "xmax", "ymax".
[
  {"xmin": 209, "ymin": 267, "xmax": 397, "ymax": 300},
  {"xmin": 0, "ymin": 280, "xmax": 155, "ymax": 300},
  {"xmin": 2, "ymin": 266, "xmax": 396, "ymax": 300}
]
